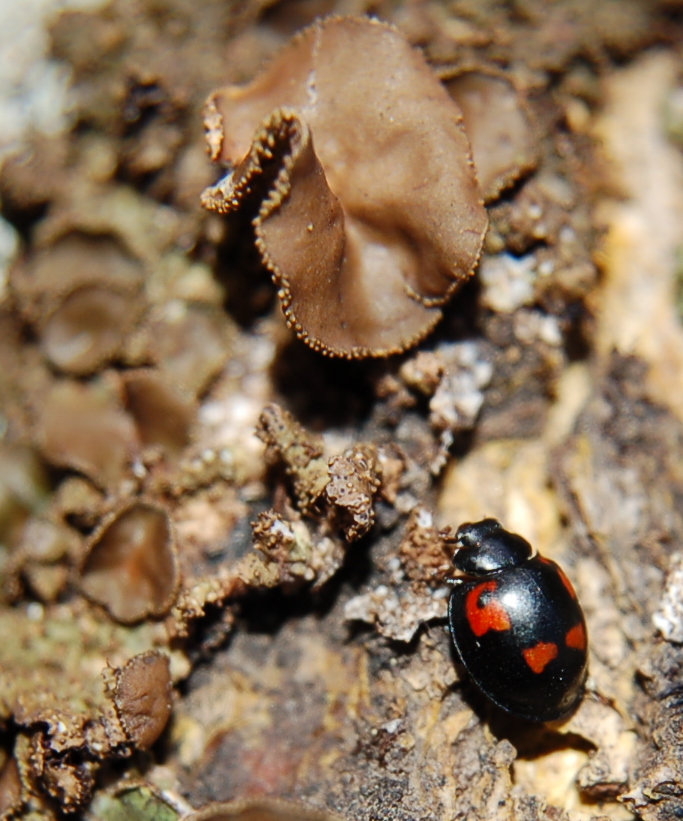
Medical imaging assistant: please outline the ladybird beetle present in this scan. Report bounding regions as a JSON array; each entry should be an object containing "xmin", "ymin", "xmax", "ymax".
[{"xmin": 448, "ymin": 519, "xmax": 587, "ymax": 722}]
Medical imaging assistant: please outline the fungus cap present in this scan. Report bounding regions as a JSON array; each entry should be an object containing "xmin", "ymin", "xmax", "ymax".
[{"xmin": 202, "ymin": 16, "xmax": 487, "ymax": 358}]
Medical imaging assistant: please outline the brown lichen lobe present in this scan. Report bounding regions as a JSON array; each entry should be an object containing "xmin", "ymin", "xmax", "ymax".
[
  {"xmin": 112, "ymin": 651, "xmax": 172, "ymax": 750},
  {"xmin": 40, "ymin": 284, "xmax": 138, "ymax": 375},
  {"xmin": 37, "ymin": 379, "xmax": 140, "ymax": 491},
  {"xmin": 201, "ymin": 16, "xmax": 487, "ymax": 358},
  {"xmin": 122, "ymin": 368, "xmax": 194, "ymax": 459},
  {"xmin": 11, "ymin": 232, "xmax": 144, "ymax": 376},
  {"xmin": 444, "ymin": 68, "xmax": 539, "ymax": 202},
  {"xmin": 79, "ymin": 501, "xmax": 179, "ymax": 623}
]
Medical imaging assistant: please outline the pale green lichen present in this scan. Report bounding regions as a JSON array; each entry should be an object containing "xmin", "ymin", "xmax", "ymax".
[{"xmin": 89, "ymin": 785, "xmax": 179, "ymax": 821}]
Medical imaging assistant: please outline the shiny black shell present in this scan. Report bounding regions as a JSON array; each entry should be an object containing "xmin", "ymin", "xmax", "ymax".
[{"xmin": 448, "ymin": 519, "xmax": 587, "ymax": 722}]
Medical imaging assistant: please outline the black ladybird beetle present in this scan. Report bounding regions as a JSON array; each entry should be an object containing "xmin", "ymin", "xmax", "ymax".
[{"xmin": 448, "ymin": 519, "xmax": 587, "ymax": 722}]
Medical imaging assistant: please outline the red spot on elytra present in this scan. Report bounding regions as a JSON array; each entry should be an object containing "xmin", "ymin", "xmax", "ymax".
[
  {"xmin": 466, "ymin": 581, "xmax": 511, "ymax": 637},
  {"xmin": 565, "ymin": 622, "xmax": 587, "ymax": 650},
  {"xmin": 523, "ymin": 641, "xmax": 559, "ymax": 674}
]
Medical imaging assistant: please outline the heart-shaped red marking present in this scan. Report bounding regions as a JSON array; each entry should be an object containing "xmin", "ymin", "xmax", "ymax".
[
  {"xmin": 466, "ymin": 580, "xmax": 512, "ymax": 637},
  {"xmin": 523, "ymin": 641, "xmax": 559, "ymax": 674}
]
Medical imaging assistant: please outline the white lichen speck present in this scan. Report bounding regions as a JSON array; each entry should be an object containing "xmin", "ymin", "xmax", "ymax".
[{"xmin": 653, "ymin": 552, "xmax": 683, "ymax": 643}]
